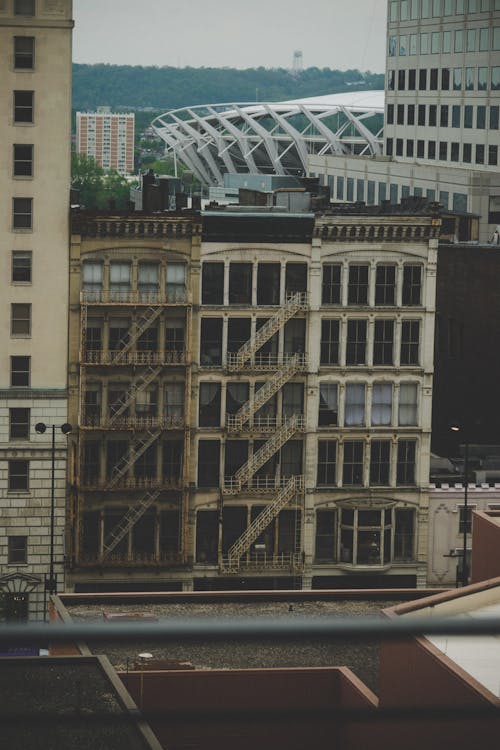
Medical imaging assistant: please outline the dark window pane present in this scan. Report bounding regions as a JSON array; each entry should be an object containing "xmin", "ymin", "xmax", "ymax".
[
  {"xmin": 229, "ymin": 263, "xmax": 252, "ymax": 304},
  {"xmin": 202, "ymin": 263, "xmax": 224, "ymax": 305}
]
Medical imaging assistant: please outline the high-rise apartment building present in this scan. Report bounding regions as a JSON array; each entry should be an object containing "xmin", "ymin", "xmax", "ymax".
[
  {"xmin": 0, "ymin": 0, "xmax": 73, "ymax": 620},
  {"xmin": 76, "ymin": 108, "xmax": 135, "ymax": 176}
]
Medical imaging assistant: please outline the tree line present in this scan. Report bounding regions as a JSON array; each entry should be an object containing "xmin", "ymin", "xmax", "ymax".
[{"xmin": 73, "ymin": 63, "xmax": 384, "ymax": 112}]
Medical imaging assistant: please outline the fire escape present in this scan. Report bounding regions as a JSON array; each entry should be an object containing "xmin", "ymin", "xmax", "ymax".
[
  {"xmin": 220, "ymin": 292, "xmax": 308, "ymax": 574},
  {"xmin": 77, "ymin": 287, "xmax": 191, "ymax": 565}
]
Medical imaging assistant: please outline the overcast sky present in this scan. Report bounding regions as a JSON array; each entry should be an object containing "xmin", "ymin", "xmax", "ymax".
[{"xmin": 73, "ymin": 0, "xmax": 387, "ymax": 72}]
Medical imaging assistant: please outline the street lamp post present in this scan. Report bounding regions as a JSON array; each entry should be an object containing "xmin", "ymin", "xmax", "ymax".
[
  {"xmin": 450, "ymin": 423, "xmax": 469, "ymax": 587},
  {"xmin": 34, "ymin": 422, "xmax": 72, "ymax": 596}
]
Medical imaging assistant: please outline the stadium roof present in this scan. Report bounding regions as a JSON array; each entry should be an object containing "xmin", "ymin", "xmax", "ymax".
[{"xmin": 152, "ymin": 91, "xmax": 385, "ymax": 186}]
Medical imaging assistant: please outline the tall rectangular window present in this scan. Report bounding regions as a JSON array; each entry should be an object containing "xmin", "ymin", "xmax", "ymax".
[
  {"xmin": 12, "ymin": 251, "xmax": 32, "ymax": 282},
  {"xmin": 137, "ymin": 263, "xmax": 159, "ymax": 297},
  {"xmin": 373, "ymin": 320, "xmax": 394, "ymax": 366},
  {"xmin": 11, "ymin": 303, "xmax": 31, "ymax": 336},
  {"xmin": 372, "ymin": 383, "xmax": 393, "ymax": 426},
  {"xmin": 453, "ymin": 69, "xmax": 462, "ymax": 91},
  {"xmin": 11, "ymin": 356, "xmax": 30, "ymax": 386},
  {"xmin": 200, "ymin": 318, "xmax": 223, "ymax": 366},
  {"xmin": 397, "ymin": 440, "xmax": 416, "ymax": 485},
  {"xmin": 13, "ymin": 91, "xmax": 34, "ymax": 123},
  {"xmin": 402, "ymin": 265, "xmax": 422, "ymax": 306},
  {"xmin": 348, "ymin": 265, "xmax": 369, "ymax": 305},
  {"xmin": 345, "ymin": 383, "xmax": 366, "ymax": 426},
  {"xmin": 318, "ymin": 383, "xmax": 338, "ymax": 427},
  {"xmin": 370, "ymin": 441, "xmax": 391, "ymax": 485},
  {"xmin": 8, "ymin": 460, "xmax": 29, "ymax": 491},
  {"xmin": 82, "ymin": 262, "xmax": 103, "ymax": 297},
  {"xmin": 375, "ymin": 265, "xmax": 396, "ymax": 306},
  {"xmin": 12, "ymin": 198, "xmax": 32, "ymax": 229},
  {"xmin": 399, "ymin": 383, "xmax": 418, "ymax": 425},
  {"xmin": 320, "ymin": 319, "xmax": 340, "ymax": 365},
  {"xmin": 198, "ymin": 382, "xmax": 221, "ymax": 427},
  {"xmin": 346, "ymin": 320, "xmax": 367, "ymax": 365},
  {"xmin": 201, "ymin": 263, "xmax": 224, "ymax": 305},
  {"xmin": 166, "ymin": 263, "xmax": 186, "ymax": 301},
  {"xmin": 229, "ymin": 263, "xmax": 252, "ymax": 304},
  {"xmin": 317, "ymin": 440, "xmax": 337, "ymax": 486},
  {"xmin": 197, "ymin": 440, "xmax": 220, "ymax": 488},
  {"xmin": 13, "ymin": 144, "xmax": 33, "ymax": 177},
  {"xmin": 400, "ymin": 321, "xmax": 420, "ymax": 365},
  {"xmin": 452, "ymin": 105, "xmax": 461, "ymax": 127},
  {"xmin": 14, "ymin": 0, "xmax": 35, "ymax": 14},
  {"xmin": 109, "ymin": 262, "xmax": 130, "ymax": 297},
  {"xmin": 9, "ymin": 408, "xmax": 30, "ymax": 440},
  {"xmin": 315, "ymin": 510, "xmax": 337, "ymax": 562},
  {"xmin": 14, "ymin": 36, "xmax": 35, "ymax": 69},
  {"xmin": 322, "ymin": 264, "xmax": 341, "ymax": 304},
  {"xmin": 8, "ymin": 536, "xmax": 28, "ymax": 564},
  {"xmin": 342, "ymin": 441, "xmax": 364, "ymax": 486},
  {"xmin": 257, "ymin": 263, "xmax": 280, "ymax": 305}
]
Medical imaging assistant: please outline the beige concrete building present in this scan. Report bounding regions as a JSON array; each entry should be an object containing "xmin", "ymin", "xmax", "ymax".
[
  {"xmin": 67, "ymin": 203, "xmax": 438, "ymax": 592},
  {"xmin": 0, "ymin": 0, "xmax": 73, "ymax": 620}
]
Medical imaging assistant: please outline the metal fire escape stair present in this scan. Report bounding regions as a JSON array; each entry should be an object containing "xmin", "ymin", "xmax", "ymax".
[
  {"xmin": 102, "ymin": 487, "xmax": 163, "ymax": 558},
  {"xmin": 227, "ymin": 291, "xmax": 307, "ymax": 371},
  {"xmin": 222, "ymin": 476, "xmax": 304, "ymax": 571},
  {"xmin": 224, "ymin": 415, "xmax": 304, "ymax": 494},
  {"xmin": 107, "ymin": 366, "xmax": 162, "ymax": 424},
  {"xmin": 112, "ymin": 306, "xmax": 163, "ymax": 363},
  {"xmin": 106, "ymin": 429, "xmax": 161, "ymax": 490}
]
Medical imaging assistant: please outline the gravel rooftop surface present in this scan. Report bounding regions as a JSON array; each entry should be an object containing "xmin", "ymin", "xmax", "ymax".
[{"xmin": 67, "ymin": 599, "xmax": 401, "ymax": 694}]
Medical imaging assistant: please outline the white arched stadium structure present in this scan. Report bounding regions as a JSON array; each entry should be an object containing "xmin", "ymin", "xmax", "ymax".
[{"xmin": 152, "ymin": 91, "xmax": 384, "ymax": 187}]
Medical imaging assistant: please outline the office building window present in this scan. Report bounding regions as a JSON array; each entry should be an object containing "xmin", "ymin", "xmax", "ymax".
[
  {"xmin": 398, "ymin": 70, "xmax": 406, "ymax": 91},
  {"xmin": 315, "ymin": 510, "xmax": 337, "ymax": 562},
  {"xmin": 495, "ymin": 26, "xmax": 500, "ymax": 51},
  {"xmin": 379, "ymin": 183, "xmax": 387, "ymax": 202},
  {"xmin": 439, "ymin": 141, "xmax": 448, "ymax": 160},
  {"xmin": 373, "ymin": 320, "xmax": 394, "ymax": 366},
  {"xmin": 419, "ymin": 69, "xmax": 427, "ymax": 90},
  {"xmin": 320, "ymin": 319, "xmax": 340, "ymax": 365},
  {"xmin": 463, "ymin": 143, "xmax": 472, "ymax": 163},
  {"xmin": 406, "ymin": 140, "xmax": 414, "ymax": 158},
  {"xmin": 229, "ymin": 263, "xmax": 252, "ymax": 304},
  {"xmin": 13, "ymin": 90, "xmax": 34, "ymax": 123},
  {"xmin": 388, "ymin": 36, "xmax": 397, "ymax": 56},
  {"xmin": 201, "ymin": 262, "xmax": 224, "ymax": 305},
  {"xmin": 386, "ymin": 138, "xmax": 393, "ymax": 157},
  {"xmin": 403, "ymin": 266, "xmax": 423, "ymax": 306},
  {"xmin": 417, "ymin": 140, "xmax": 425, "ymax": 158},
  {"xmin": 452, "ymin": 105, "xmax": 461, "ymax": 128},
  {"xmin": 430, "ymin": 69, "xmax": 438, "ymax": 90},
  {"xmin": 318, "ymin": 383, "xmax": 338, "ymax": 427},
  {"xmin": 478, "ymin": 67, "xmax": 488, "ymax": 91},
  {"xmin": 256, "ymin": 263, "xmax": 279, "ymax": 306},
  {"xmin": 9, "ymin": 408, "xmax": 30, "ymax": 440},
  {"xmin": 336, "ymin": 176, "xmax": 344, "ymax": 200},
  {"xmin": 109, "ymin": 262, "xmax": 130, "ymax": 297},
  {"xmin": 11, "ymin": 303, "xmax": 31, "ymax": 336},
  {"xmin": 346, "ymin": 177, "xmax": 354, "ymax": 201},
  {"xmin": 198, "ymin": 382, "xmax": 221, "ymax": 427},
  {"xmin": 11, "ymin": 356, "xmax": 30, "ymax": 387},
  {"xmin": 8, "ymin": 460, "xmax": 29, "ymax": 491},
  {"xmin": 387, "ymin": 70, "xmax": 395, "ymax": 91},
  {"xmin": 396, "ymin": 138, "xmax": 404, "ymax": 156},
  {"xmin": 451, "ymin": 142, "xmax": 460, "ymax": 161},
  {"xmin": 401, "ymin": 321, "xmax": 420, "ymax": 365},
  {"xmin": 226, "ymin": 382, "xmax": 248, "ymax": 419},
  {"xmin": 348, "ymin": 265, "xmax": 368, "ymax": 305},
  {"xmin": 12, "ymin": 251, "xmax": 32, "ymax": 282},
  {"xmin": 421, "ymin": 33, "xmax": 429, "ymax": 54},
  {"xmin": 397, "ymin": 440, "xmax": 416, "ymax": 485},
  {"xmin": 476, "ymin": 144, "xmax": 485, "ymax": 165},
  {"xmin": 399, "ymin": 36, "xmax": 407, "ymax": 57},
  {"xmin": 443, "ymin": 32, "xmax": 451, "ymax": 54},
  {"xmin": 14, "ymin": 36, "xmax": 35, "ymax": 69},
  {"xmin": 372, "ymin": 383, "xmax": 393, "ymax": 426},
  {"xmin": 370, "ymin": 441, "xmax": 391, "ymax": 485},
  {"xmin": 489, "ymin": 145, "xmax": 498, "ymax": 166},
  {"xmin": 477, "ymin": 106, "xmax": 486, "ymax": 129},
  {"xmin": 467, "ymin": 28, "xmax": 477, "ymax": 52},
  {"xmin": 407, "ymin": 104, "xmax": 415, "ymax": 125},
  {"xmin": 465, "ymin": 67, "xmax": 475, "ymax": 91},
  {"xmin": 200, "ymin": 318, "xmax": 223, "ymax": 366},
  {"xmin": 428, "ymin": 141, "xmax": 436, "ymax": 159},
  {"xmin": 455, "ymin": 29, "xmax": 463, "ymax": 53},
  {"xmin": 410, "ymin": 33, "xmax": 417, "ymax": 54},
  {"xmin": 399, "ymin": 383, "xmax": 418, "ymax": 426},
  {"xmin": 342, "ymin": 441, "xmax": 364, "ymax": 486},
  {"xmin": 317, "ymin": 441, "xmax": 337, "ymax": 486},
  {"xmin": 367, "ymin": 180, "xmax": 375, "ymax": 204},
  {"xmin": 13, "ymin": 144, "xmax": 33, "ymax": 177},
  {"xmin": 491, "ymin": 106, "xmax": 499, "ymax": 129},
  {"xmin": 345, "ymin": 383, "xmax": 365, "ymax": 426},
  {"xmin": 432, "ymin": 0, "xmax": 440, "ymax": 15},
  {"xmin": 429, "ymin": 105, "xmax": 437, "ymax": 127},
  {"xmin": 492, "ymin": 68, "xmax": 500, "ymax": 91},
  {"xmin": 197, "ymin": 440, "xmax": 220, "ymax": 488},
  {"xmin": 12, "ymin": 198, "xmax": 32, "ymax": 229},
  {"xmin": 390, "ymin": 184, "xmax": 398, "ymax": 204},
  {"xmin": 8, "ymin": 536, "xmax": 28, "ymax": 564},
  {"xmin": 346, "ymin": 320, "xmax": 367, "ymax": 366},
  {"xmin": 14, "ymin": 0, "xmax": 35, "ymax": 15},
  {"xmin": 440, "ymin": 106, "xmax": 448, "ymax": 128},
  {"xmin": 408, "ymin": 69, "xmax": 416, "ymax": 89},
  {"xmin": 418, "ymin": 105, "xmax": 425, "ymax": 126},
  {"xmin": 439, "ymin": 191, "xmax": 449, "ymax": 209},
  {"xmin": 431, "ymin": 32, "xmax": 440, "ymax": 54},
  {"xmin": 453, "ymin": 68, "xmax": 462, "ymax": 91},
  {"xmin": 375, "ymin": 265, "xmax": 396, "ymax": 306},
  {"xmin": 322, "ymin": 264, "xmax": 341, "ymax": 304}
]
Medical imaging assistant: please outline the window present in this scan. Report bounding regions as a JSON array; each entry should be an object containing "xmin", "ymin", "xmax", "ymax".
[
  {"xmin": 12, "ymin": 197, "xmax": 32, "ymax": 229},
  {"xmin": 402, "ymin": 265, "xmax": 422, "ymax": 306},
  {"xmin": 285, "ymin": 263, "xmax": 307, "ymax": 295},
  {"xmin": 336, "ymin": 176, "xmax": 344, "ymax": 199},
  {"xmin": 11, "ymin": 355, "xmax": 30, "ymax": 387},
  {"xmin": 417, "ymin": 140, "xmax": 425, "ymax": 158},
  {"xmin": 348, "ymin": 265, "xmax": 369, "ymax": 305},
  {"xmin": 370, "ymin": 441, "xmax": 391, "ymax": 485},
  {"xmin": 14, "ymin": 0, "xmax": 35, "ymax": 14},
  {"xmin": 478, "ymin": 67, "xmax": 488, "ymax": 91},
  {"xmin": 394, "ymin": 509, "xmax": 415, "ymax": 561},
  {"xmin": 257, "ymin": 263, "xmax": 280, "ymax": 305},
  {"xmin": 398, "ymin": 70, "xmax": 406, "ymax": 91},
  {"xmin": 476, "ymin": 144, "xmax": 485, "ymax": 165},
  {"xmin": 400, "ymin": 321, "xmax": 420, "ymax": 365},
  {"xmin": 200, "ymin": 318, "xmax": 222, "ymax": 366},
  {"xmin": 226, "ymin": 382, "xmax": 249, "ymax": 418},
  {"xmin": 440, "ymin": 106, "xmax": 448, "ymax": 128},
  {"xmin": 320, "ymin": 319, "xmax": 340, "ymax": 365},
  {"xmin": 439, "ymin": 191, "xmax": 449, "ymax": 209},
  {"xmin": 165, "ymin": 319, "xmax": 185, "ymax": 357},
  {"xmin": 318, "ymin": 383, "xmax": 338, "ymax": 427},
  {"xmin": 162, "ymin": 441, "xmax": 183, "ymax": 485},
  {"xmin": 388, "ymin": 36, "xmax": 397, "ymax": 56},
  {"xmin": 453, "ymin": 69, "xmax": 462, "ymax": 91},
  {"xmin": 317, "ymin": 441, "xmax": 337, "ymax": 485},
  {"xmin": 459, "ymin": 505, "xmax": 476, "ymax": 534},
  {"xmin": 372, "ymin": 383, "xmax": 393, "ymax": 426},
  {"xmin": 397, "ymin": 440, "xmax": 416, "ymax": 485},
  {"xmin": 137, "ymin": 263, "xmax": 159, "ymax": 298},
  {"xmin": 197, "ymin": 440, "xmax": 220, "ymax": 487},
  {"xmin": 431, "ymin": 32, "xmax": 440, "ymax": 53},
  {"xmin": 373, "ymin": 320, "xmax": 394, "ymax": 366},
  {"xmin": 443, "ymin": 33, "xmax": 451, "ymax": 54},
  {"xmin": 439, "ymin": 142, "xmax": 448, "ymax": 161},
  {"xmin": 466, "ymin": 28, "xmax": 476, "ymax": 52},
  {"xmin": 407, "ymin": 105, "xmax": 415, "ymax": 125},
  {"xmin": 227, "ymin": 318, "xmax": 251, "ymax": 354},
  {"xmin": 452, "ymin": 105, "xmax": 461, "ymax": 128},
  {"xmin": 455, "ymin": 30, "xmax": 463, "ymax": 53},
  {"xmin": 11, "ymin": 303, "xmax": 31, "ymax": 336},
  {"xmin": 166, "ymin": 263, "xmax": 186, "ymax": 301},
  {"xmin": 8, "ymin": 460, "xmax": 29, "ymax": 491},
  {"xmin": 345, "ymin": 384, "xmax": 365, "ymax": 426},
  {"xmin": 429, "ymin": 105, "xmax": 437, "ymax": 127},
  {"xmin": 229, "ymin": 263, "xmax": 252, "ymax": 304},
  {"xmin": 202, "ymin": 263, "xmax": 224, "ymax": 305},
  {"xmin": 346, "ymin": 320, "xmax": 367, "ymax": 365},
  {"xmin": 82, "ymin": 261, "xmax": 103, "ymax": 298},
  {"xmin": 399, "ymin": 383, "xmax": 418, "ymax": 425},
  {"xmin": 13, "ymin": 90, "xmax": 34, "ymax": 123},
  {"xmin": 491, "ymin": 106, "xmax": 499, "ymax": 129},
  {"xmin": 408, "ymin": 69, "xmax": 416, "ymax": 89},
  {"xmin": 420, "ymin": 34, "xmax": 429, "ymax": 55},
  {"xmin": 489, "ymin": 145, "xmax": 498, "ymax": 166},
  {"xmin": 8, "ymin": 536, "xmax": 28, "ymax": 564},
  {"xmin": 9, "ymin": 408, "xmax": 30, "ymax": 440},
  {"xmin": 164, "ymin": 383, "xmax": 184, "ymax": 420},
  {"xmin": 406, "ymin": 140, "xmax": 414, "ymax": 158},
  {"xmin": 375, "ymin": 266, "xmax": 395, "ymax": 306},
  {"xmin": 386, "ymin": 138, "xmax": 393, "ymax": 157},
  {"xmin": 492, "ymin": 68, "xmax": 500, "ymax": 91},
  {"xmin": 465, "ymin": 67, "xmax": 475, "ymax": 91},
  {"xmin": 14, "ymin": 36, "xmax": 34, "ymax": 69},
  {"xmin": 430, "ymin": 69, "xmax": 438, "ymax": 91},
  {"xmin": 13, "ymin": 144, "xmax": 33, "ymax": 177},
  {"xmin": 342, "ymin": 441, "xmax": 364, "ymax": 486},
  {"xmin": 396, "ymin": 139, "xmax": 403, "ymax": 157},
  {"xmin": 428, "ymin": 141, "xmax": 436, "ymax": 160},
  {"xmin": 387, "ymin": 104, "xmax": 394, "ymax": 125},
  {"xmin": 463, "ymin": 143, "xmax": 472, "ymax": 163},
  {"xmin": 109, "ymin": 262, "xmax": 130, "ymax": 297},
  {"xmin": 224, "ymin": 440, "xmax": 248, "ymax": 479},
  {"xmin": 451, "ymin": 142, "xmax": 460, "ymax": 161},
  {"xmin": 198, "ymin": 382, "xmax": 221, "ymax": 427},
  {"xmin": 477, "ymin": 106, "xmax": 486, "ymax": 130},
  {"xmin": 322, "ymin": 264, "xmax": 341, "ymax": 304},
  {"xmin": 418, "ymin": 105, "xmax": 425, "ymax": 127},
  {"xmin": 315, "ymin": 510, "xmax": 337, "ymax": 562},
  {"xmin": 12, "ymin": 251, "xmax": 32, "ymax": 282}
]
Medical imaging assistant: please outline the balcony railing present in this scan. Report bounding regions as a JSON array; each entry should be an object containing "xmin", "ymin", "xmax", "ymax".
[
  {"xmin": 79, "ymin": 476, "xmax": 182, "ymax": 491},
  {"xmin": 226, "ymin": 352, "xmax": 307, "ymax": 372},
  {"xmin": 226, "ymin": 414, "xmax": 305, "ymax": 433},
  {"xmin": 220, "ymin": 552, "xmax": 303, "ymax": 574},
  {"xmin": 83, "ymin": 349, "xmax": 186, "ymax": 366},
  {"xmin": 222, "ymin": 475, "xmax": 300, "ymax": 494},
  {"xmin": 81, "ymin": 289, "xmax": 187, "ymax": 305},
  {"xmin": 76, "ymin": 550, "xmax": 184, "ymax": 567},
  {"xmin": 80, "ymin": 414, "xmax": 185, "ymax": 430}
]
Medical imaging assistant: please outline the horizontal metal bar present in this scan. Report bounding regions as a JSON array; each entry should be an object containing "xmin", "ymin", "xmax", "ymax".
[{"xmin": 2, "ymin": 614, "xmax": 500, "ymax": 645}]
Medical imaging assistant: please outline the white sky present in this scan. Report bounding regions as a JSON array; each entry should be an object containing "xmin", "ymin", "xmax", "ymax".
[{"xmin": 73, "ymin": 0, "xmax": 387, "ymax": 72}]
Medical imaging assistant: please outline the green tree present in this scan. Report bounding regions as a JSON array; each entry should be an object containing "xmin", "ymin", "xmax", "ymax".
[{"xmin": 71, "ymin": 153, "xmax": 131, "ymax": 210}]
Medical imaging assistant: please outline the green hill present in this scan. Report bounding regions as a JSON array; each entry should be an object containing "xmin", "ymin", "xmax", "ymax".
[{"xmin": 72, "ymin": 63, "xmax": 384, "ymax": 112}]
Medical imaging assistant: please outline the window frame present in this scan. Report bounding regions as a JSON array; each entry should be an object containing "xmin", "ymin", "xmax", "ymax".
[
  {"xmin": 8, "ymin": 459, "xmax": 30, "ymax": 492},
  {"xmin": 8, "ymin": 536, "xmax": 28, "ymax": 564},
  {"xmin": 13, "ymin": 90, "xmax": 34, "ymax": 124},
  {"xmin": 13, "ymin": 143, "xmax": 34, "ymax": 178},
  {"xmin": 12, "ymin": 197, "xmax": 33, "ymax": 230},
  {"xmin": 14, "ymin": 36, "xmax": 35, "ymax": 70},
  {"xmin": 12, "ymin": 251, "xmax": 32, "ymax": 283},
  {"xmin": 11, "ymin": 302, "xmax": 31, "ymax": 337}
]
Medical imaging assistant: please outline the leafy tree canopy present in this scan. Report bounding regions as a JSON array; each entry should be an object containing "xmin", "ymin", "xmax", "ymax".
[{"xmin": 71, "ymin": 153, "xmax": 132, "ymax": 210}]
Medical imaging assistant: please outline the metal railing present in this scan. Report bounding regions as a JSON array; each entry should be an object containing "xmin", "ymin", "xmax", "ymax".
[{"xmin": 83, "ymin": 350, "xmax": 186, "ymax": 366}]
